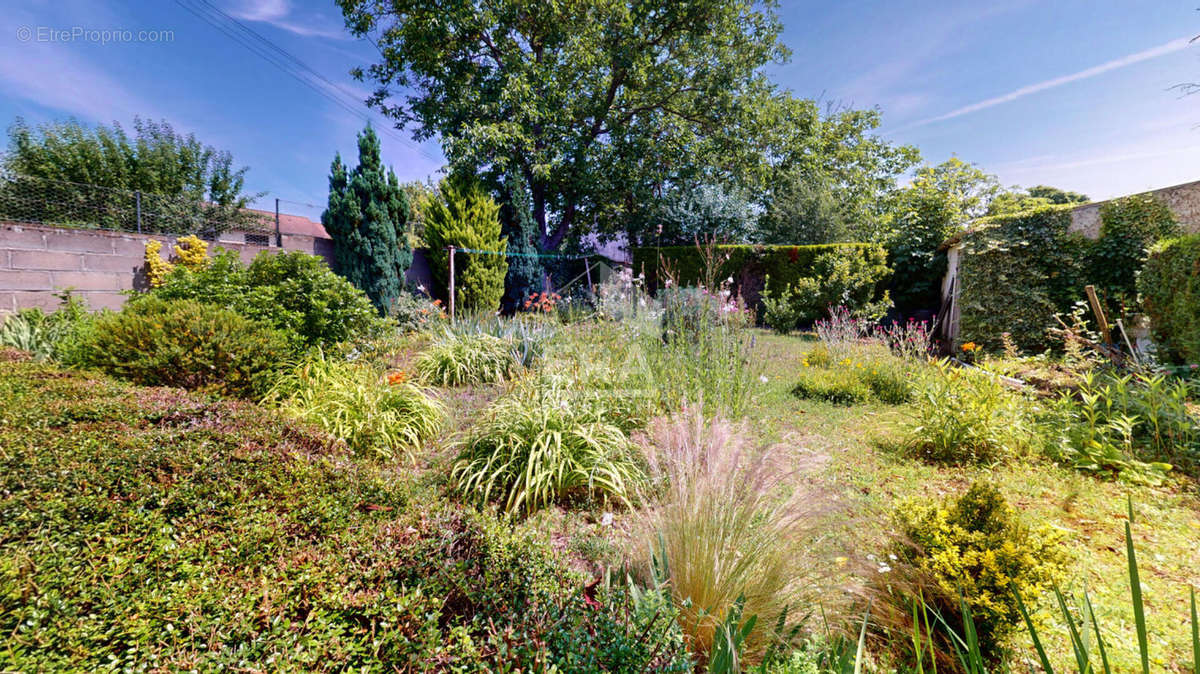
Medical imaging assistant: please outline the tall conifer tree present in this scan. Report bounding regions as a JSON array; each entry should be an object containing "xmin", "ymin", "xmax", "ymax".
[{"xmin": 322, "ymin": 125, "xmax": 411, "ymax": 313}]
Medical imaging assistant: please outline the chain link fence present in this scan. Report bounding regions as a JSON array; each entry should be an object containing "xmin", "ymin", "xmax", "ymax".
[{"xmin": 0, "ymin": 171, "xmax": 275, "ymax": 237}]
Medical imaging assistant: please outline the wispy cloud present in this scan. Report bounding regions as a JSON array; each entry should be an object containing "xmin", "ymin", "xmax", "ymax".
[
  {"xmin": 0, "ymin": 41, "xmax": 160, "ymax": 124},
  {"xmin": 228, "ymin": 0, "xmax": 346, "ymax": 39},
  {"xmin": 900, "ymin": 36, "xmax": 1194, "ymax": 130}
]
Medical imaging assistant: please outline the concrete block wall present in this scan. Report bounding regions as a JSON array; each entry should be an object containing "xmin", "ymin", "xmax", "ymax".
[{"xmin": 0, "ymin": 222, "xmax": 334, "ymax": 314}]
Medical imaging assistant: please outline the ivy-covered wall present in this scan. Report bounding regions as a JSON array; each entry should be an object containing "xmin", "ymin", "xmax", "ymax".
[
  {"xmin": 955, "ymin": 195, "xmax": 1180, "ymax": 351},
  {"xmin": 632, "ymin": 243, "xmax": 889, "ymax": 312},
  {"xmin": 1138, "ymin": 235, "xmax": 1200, "ymax": 365},
  {"xmin": 957, "ymin": 206, "xmax": 1087, "ymax": 350}
]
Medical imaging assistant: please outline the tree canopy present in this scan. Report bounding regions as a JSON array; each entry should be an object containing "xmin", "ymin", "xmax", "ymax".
[
  {"xmin": 337, "ymin": 0, "xmax": 916, "ymax": 250},
  {"xmin": 1, "ymin": 117, "xmax": 257, "ymax": 233}
]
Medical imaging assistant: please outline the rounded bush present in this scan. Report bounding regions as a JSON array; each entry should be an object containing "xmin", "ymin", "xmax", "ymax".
[
  {"xmin": 61, "ymin": 297, "xmax": 290, "ymax": 398},
  {"xmin": 149, "ymin": 249, "xmax": 387, "ymax": 349}
]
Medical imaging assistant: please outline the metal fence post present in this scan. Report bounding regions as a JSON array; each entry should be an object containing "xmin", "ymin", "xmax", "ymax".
[
  {"xmin": 275, "ymin": 198, "xmax": 282, "ymax": 247},
  {"xmin": 448, "ymin": 245, "xmax": 456, "ymax": 323},
  {"xmin": 135, "ymin": 190, "xmax": 142, "ymax": 233}
]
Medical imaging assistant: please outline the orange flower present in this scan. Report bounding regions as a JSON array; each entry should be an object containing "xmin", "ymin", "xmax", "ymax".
[
  {"xmin": 386, "ymin": 370, "xmax": 409, "ymax": 385},
  {"xmin": 961, "ymin": 342, "xmax": 977, "ymax": 352}
]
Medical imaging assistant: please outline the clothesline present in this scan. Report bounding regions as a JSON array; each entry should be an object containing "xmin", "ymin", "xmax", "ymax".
[{"xmin": 450, "ymin": 246, "xmax": 597, "ymax": 260}]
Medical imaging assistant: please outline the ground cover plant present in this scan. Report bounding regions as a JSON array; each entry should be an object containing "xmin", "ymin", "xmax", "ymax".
[{"xmin": 0, "ymin": 362, "xmax": 693, "ymax": 672}]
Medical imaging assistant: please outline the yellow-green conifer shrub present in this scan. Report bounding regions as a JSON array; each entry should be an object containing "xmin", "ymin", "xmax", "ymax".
[
  {"xmin": 423, "ymin": 175, "xmax": 508, "ymax": 313},
  {"xmin": 891, "ymin": 483, "xmax": 1068, "ymax": 664}
]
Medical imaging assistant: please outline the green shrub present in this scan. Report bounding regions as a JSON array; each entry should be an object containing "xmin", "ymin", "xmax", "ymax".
[
  {"xmin": 1044, "ymin": 371, "xmax": 1195, "ymax": 481},
  {"xmin": 415, "ymin": 329, "xmax": 518, "ymax": 385},
  {"xmin": 452, "ymin": 381, "xmax": 644, "ymax": 514},
  {"xmin": 424, "ymin": 174, "xmax": 508, "ymax": 313},
  {"xmin": 890, "ymin": 483, "xmax": 1068, "ymax": 664},
  {"xmin": 903, "ymin": 362, "xmax": 1037, "ymax": 465},
  {"xmin": 1139, "ymin": 234, "xmax": 1200, "ymax": 365},
  {"xmin": 793, "ymin": 347, "xmax": 916, "ymax": 406},
  {"xmin": 61, "ymin": 297, "xmax": 289, "ymax": 398},
  {"xmin": 148, "ymin": 249, "xmax": 386, "ymax": 349},
  {"xmin": 792, "ymin": 365, "xmax": 872, "ymax": 405},
  {"xmin": 265, "ymin": 352, "xmax": 444, "ymax": 460},
  {"xmin": 0, "ymin": 292, "xmax": 89, "ymax": 360},
  {"xmin": 389, "ymin": 290, "xmax": 447, "ymax": 333},
  {"xmin": 760, "ymin": 276, "xmax": 804, "ymax": 334},
  {"xmin": 0, "ymin": 363, "xmax": 692, "ymax": 671}
]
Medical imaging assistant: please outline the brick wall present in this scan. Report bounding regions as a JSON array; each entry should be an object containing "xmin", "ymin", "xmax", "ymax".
[{"xmin": 0, "ymin": 223, "xmax": 335, "ymax": 314}]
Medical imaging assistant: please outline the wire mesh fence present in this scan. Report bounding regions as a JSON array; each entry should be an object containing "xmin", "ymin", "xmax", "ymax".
[{"xmin": 0, "ymin": 171, "xmax": 275, "ymax": 237}]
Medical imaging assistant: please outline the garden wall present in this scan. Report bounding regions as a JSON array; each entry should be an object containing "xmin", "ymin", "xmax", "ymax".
[{"xmin": 0, "ymin": 222, "xmax": 335, "ymax": 314}]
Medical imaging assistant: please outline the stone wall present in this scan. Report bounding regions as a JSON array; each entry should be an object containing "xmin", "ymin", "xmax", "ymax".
[
  {"xmin": 0, "ymin": 222, "xmax": 335, "ymax": 314},
  {"xmin": 1069, "ymin": 178, "xmax": 1200, "ymax": 238}
]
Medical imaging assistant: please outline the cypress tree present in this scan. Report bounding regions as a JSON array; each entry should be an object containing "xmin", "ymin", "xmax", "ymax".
[
  {"xmin": 500, "ymin": 173, "xmax": 544, "ymax": 310},
  {"xmin": 321, "ymin": 125, "xmax": 411, "ymax": 313}
]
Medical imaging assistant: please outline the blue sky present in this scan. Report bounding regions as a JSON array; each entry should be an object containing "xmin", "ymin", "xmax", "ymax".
[{"xmin": 2, "ymin": 1, "xmax": 1199, "ymax": 219}]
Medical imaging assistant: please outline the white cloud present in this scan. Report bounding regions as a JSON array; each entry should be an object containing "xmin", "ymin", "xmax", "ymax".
[
  {"xmin": 0, "ymin": 41, "xmax": 160, "ymax": 124},
  {"xmin": 227, "ymin": 0, "xmax": 347, "ymax": 39},
  {"xmin": 902, "ymin": 36, "xmax": 1194, "ymax": 130}
]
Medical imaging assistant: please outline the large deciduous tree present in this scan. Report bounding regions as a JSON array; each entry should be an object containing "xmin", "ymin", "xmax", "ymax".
[
  {"xmin": 322, "ymin": 125, "xmax": 412, "ymax": 314},
  {"xmin": 337, "ymin": 0, "xmax": 794, "ymax": 250}
]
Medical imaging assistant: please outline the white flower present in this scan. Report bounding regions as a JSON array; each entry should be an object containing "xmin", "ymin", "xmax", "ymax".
[
  {"xmin": 758, "ymin": 375, "xmax": 769, "ymax": 384},
  {"xmin": 877, "ymin": 564, "xmax": 892, "ymax": 574},
  {"xmin": 600, "ymin": 512, "xmax": 614, "ymax": 527}
]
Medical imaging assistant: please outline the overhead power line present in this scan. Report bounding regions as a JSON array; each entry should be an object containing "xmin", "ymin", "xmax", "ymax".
[{"xmin": 172, "ymin": 0, "xmax": 443, "ymax": 164}]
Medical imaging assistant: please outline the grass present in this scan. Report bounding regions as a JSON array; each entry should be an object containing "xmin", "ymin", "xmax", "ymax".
[
  {"xmin": 451, "ymin": 379, "xmax": 645, "ymax": 514},
  {"xmin": 415, "ymin": 328, "xmax": 518, "ymax": 385},
  {"xmin": 748, "ymin": 330, "xmax": 1200, "ymax": 672},
  {"xmin": 637, "ymin": 408, "xmax": 836, "ymax": 667}
]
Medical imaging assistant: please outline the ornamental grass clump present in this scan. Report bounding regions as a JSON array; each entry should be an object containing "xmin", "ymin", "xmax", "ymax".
[
  {"xmin": 452, "ymin": 381, "xmax": 644, "ymax": 514},
  {"xmin": 265, "ymin": 352, "xmax": 444, "ymax": 461},
  {"xmin": 638, "ymin": 408, "xmax": 834, "ymax": 668},
  {"xmin": 415, "ymin": 328, "xmax": 518, "ymax": 385},
  {"xmin": 903, "ymin": 361, "xmax": 1037, "ymax": 465}
]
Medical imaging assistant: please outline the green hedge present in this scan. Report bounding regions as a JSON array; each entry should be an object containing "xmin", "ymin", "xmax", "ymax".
[
  {"xmin": 632, "ymin": 243, "xmax": 890, "ymax": 317},
  {"xmin": 1138, "ymin": 235, "xmax": 1200, "ymax": 364}
]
